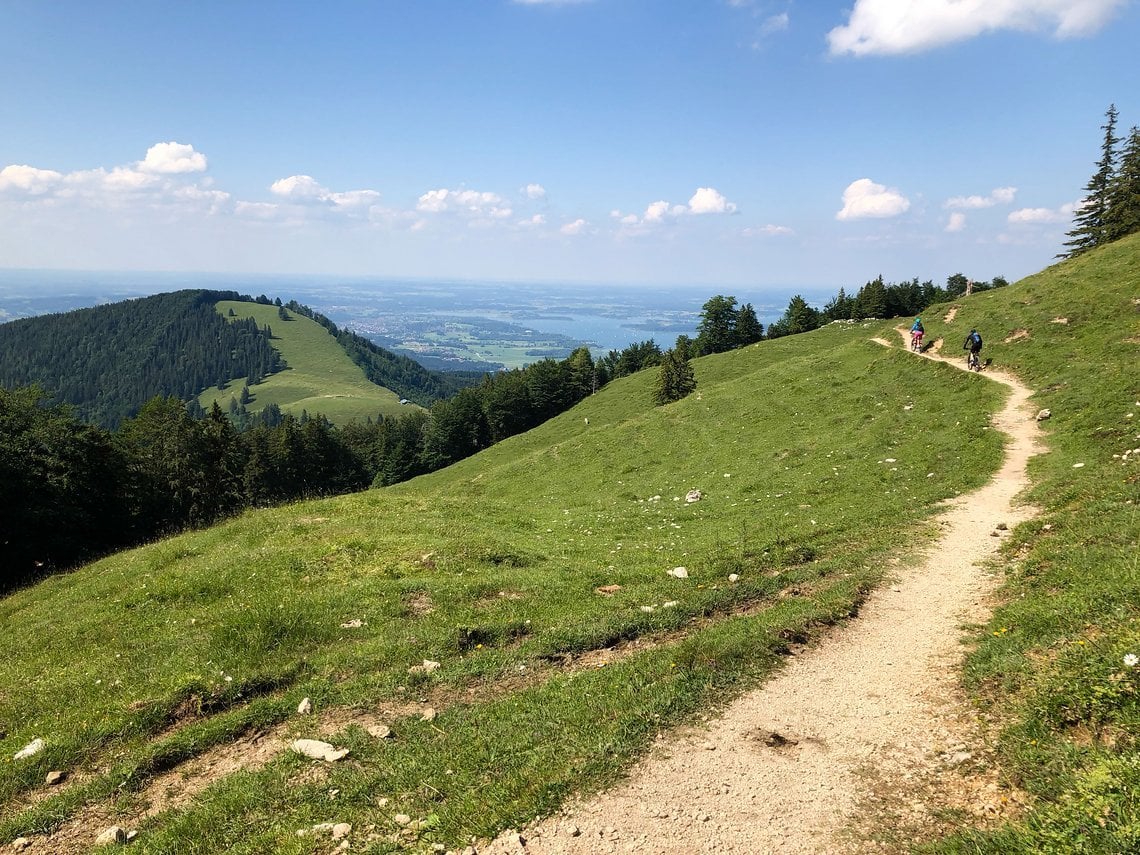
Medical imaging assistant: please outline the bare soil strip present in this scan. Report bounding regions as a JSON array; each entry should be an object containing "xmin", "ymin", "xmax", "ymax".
[{"xmin": 484, "ymin": 331, "xmax": 1043, "ymax": 854}]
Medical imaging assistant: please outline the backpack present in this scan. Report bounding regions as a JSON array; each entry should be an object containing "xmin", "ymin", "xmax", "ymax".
[{"xmin": 970, "ymin": 331, "xmax": 982, "ymax": 350}]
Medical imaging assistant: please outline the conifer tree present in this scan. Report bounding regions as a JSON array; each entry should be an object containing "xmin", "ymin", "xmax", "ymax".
[
  {"xmin": 1062, "ymin": 104, "xmax": 1120, "ymax": 257},
  {"xmin": 1104, "ymin": 125, "xmax": 1140, "ymax": 243},
  {"xmin": 653, "ymin": 349, "xmax": 696, "ymax": 406},
  {"xmin": 735, "ymin": 303, "xmax": 764, "ymax": 345},
  {"xmin": 695, "ymin": 295, "xmax": 738, "ymax": 355}
]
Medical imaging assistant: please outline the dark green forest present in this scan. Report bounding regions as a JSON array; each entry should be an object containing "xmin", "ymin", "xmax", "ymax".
[
  {"xmin": 0, "ymin": 290, "xmax": 283, "ymax": 428},
  {"xmin": 0, "ymin": 337, "xmax": 656, "ymax": 588},
  {"xmin": 0, "ymin": 290, "xmax": 475, "ymax": 429}
]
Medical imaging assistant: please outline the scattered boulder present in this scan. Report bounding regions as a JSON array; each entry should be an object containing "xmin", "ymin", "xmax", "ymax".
[
  {"xmin": 45, "ymin": 769, "xmax": 67, "ymax": 785},
  {"xmin": 13, "ymin": 738, "xmax": 43, "ymax": 761},
  {"xmin": 728, "ymin": 573, "xmax": 740, "ymax": 582},
  {"xmin": 297, "ymin": 697, "xmax": 313, "ymax": 715},
  {"xmin": 332, "ymin": 822, "xmax": 352, "ymax": 839},
  {"xmin": 393, "ymin": 814, "xmax": 413, "ymax": 827},
  {"xmin": 11, "ymin": 838, "xmax": 31, "ymax": 852},
  {"xmin": 408, "ymin": 659, "xmax": 441, "ymax": 674},
  {"xmin": 1036, "ymin": 409, "xmax": 1051, "ymax": 421},
  {"xmin": 668, "ymin": 567, "xmax": 689, "ymax": 579},
  {"xmin": 420, "ymin": 707, "xmax": 437, "ymax": 722},
  {"xmin": 340, "ymin": 618, "xmax": 365, "ymax": 628},
  {"xmin": 290, "ymin": 739, "xmax": 349, "ymax": 762},
  {"xmin": 685, "ymin": 490, "xmax": 702, "ymax": 503},
  {"xmin": 94, "ymin": 826, "xmax": 128, "ymax": 846},
  {"xmin": 594, "ymin": 584, "xmax": 622, "ymax": 595},
  {"xmin": 367, "ymin": 724, "xmax": 393, "ymax": 739}
]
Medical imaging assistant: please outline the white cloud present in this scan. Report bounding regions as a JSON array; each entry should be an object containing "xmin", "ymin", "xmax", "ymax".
[
  {"xmin": 688, "ymin": 186, "xmax": 738, "ymax": 215},
  {"xmin": 836, "ymin": 178, "xmax": 910, "ymax": 220},
  {"xmin": 760, "ymin": 13, "xmax": 790, "ymax": 35},
  {"xmin": 946, "ymin": 212, "xmax": 968, "ymax": 232},
  {"xmin": 945, "ymin": 186, "xmax": 1018, "ymax": 209},
  {"xmin": 140, "ymin": 141, "xmax": 207, "ymax": 174},
  {"xmin": 644, "ymin": 200, "xmax": 674, "ymax": 223},
  {"xmin": 1008, "ymin": 206, "xmax": 1067, "ymax": 223},
  {"xmin": 525, "ymin": 183, "xmax": 547, "ymax": 199},
  {"xmin": 269, "ymin": 175, "xmax": 380, "ymax": 210},
  {"xmin": 560, "ymin": 218, "xmax": 588, "ymax": 235},
  {"xmin": 741, "ymin": 224, "xmax": 794, "ymax": 237},
  {"xmin": 416, "ymin": 188, "xmax": 510, "ymax": 219},
  {"xmin": 617, "ymin": 187, "xmax": 739, "ymax": 229},
  {"xmin": 271, "ymin": 174, "xmax": 326, "ymax": 199},
  {"xmin": 828, "ymin": 0, "xmax": 1126, "ymax": 56},
  {"xmin": 0, "ymin": 164, "xmax": 64, "ymax": 194}
]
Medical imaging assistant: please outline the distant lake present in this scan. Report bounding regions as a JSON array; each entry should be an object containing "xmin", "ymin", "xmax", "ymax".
[{"xmin": 0, "ymin": 269, "xmax": 832, "ymax": 357}]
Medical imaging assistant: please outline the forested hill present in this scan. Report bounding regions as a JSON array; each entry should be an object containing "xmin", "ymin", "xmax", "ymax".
[{"xmin": 0, "ymin": 290, "xmax": 282, "ymax": 428}]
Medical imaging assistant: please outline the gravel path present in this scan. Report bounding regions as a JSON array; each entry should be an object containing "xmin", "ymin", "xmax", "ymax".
[{"xmin": 484, "ymin": 333, "xmax": 1043, "ymax": 854}]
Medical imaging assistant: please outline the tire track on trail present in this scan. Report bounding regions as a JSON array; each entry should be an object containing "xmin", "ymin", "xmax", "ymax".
[{"xmin": 483, "ymin": 330, "xmax": 1044, "ymax": 854}]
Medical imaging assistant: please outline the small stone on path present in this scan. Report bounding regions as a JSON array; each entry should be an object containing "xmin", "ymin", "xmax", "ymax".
[
  {"xmin": 94, "ymin": 826, "xmax": 128, "ymax": 846},
  {"xmin": 290, "ymin": 739, "xmax": 349, "ymax": 762},
  {"xmin": 45, "ymin": 769, "xmax": 67, "ymax": 785}
]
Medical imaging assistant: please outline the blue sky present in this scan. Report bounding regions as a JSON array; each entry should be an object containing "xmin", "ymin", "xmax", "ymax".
[{"xmin": 1, "ymin": 0, "xmax": 1138, "ymax": 292}]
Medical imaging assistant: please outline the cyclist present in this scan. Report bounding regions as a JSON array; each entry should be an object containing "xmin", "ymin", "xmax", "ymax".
[
  {"xmin": 963, "ymin": 328, "xmax": 983, "ymax": 369},
  {"xmin": 910, "ymin": 317, "xmax": 924, "ymax": 351}
]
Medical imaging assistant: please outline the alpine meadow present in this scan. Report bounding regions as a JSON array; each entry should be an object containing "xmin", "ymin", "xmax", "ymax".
[{"xmin": 0, "ymin": 230, "xmax": 1137, "ymax": 852}]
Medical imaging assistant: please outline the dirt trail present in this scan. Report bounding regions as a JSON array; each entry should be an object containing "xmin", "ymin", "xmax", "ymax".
[{"xmin": 485, "ymin": 330, "xmax": 1043, "ymax": 854}]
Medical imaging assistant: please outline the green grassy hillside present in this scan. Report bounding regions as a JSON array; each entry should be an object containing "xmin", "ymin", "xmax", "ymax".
[
  {"xmin": 200, "ymin": 301, "xmax": 416, "ymax": 423},
  {"xmin": 0, "ymin": 236, "xmax": 1136, "ymax": 853}
]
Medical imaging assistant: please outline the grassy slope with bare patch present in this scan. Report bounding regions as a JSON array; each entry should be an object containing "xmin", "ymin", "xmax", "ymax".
[
  {"xmin": 0, "ymin": 316, "xmax": 1009, "ymax": 852},
  {"xmin": 922, "ymin": 234, "xmax": 1140, "ymax": 853}
]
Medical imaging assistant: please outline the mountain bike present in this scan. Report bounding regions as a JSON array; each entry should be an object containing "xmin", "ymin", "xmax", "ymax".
[
  {"xmin": 967, "ymin": 350, "xmax": 981, "ymax": 371},
  {"xmin": 910, "ymin": 331, "xmax": 923, "ymax": 352}
]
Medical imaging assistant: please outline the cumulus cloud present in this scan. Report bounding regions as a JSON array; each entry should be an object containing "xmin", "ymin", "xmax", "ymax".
[
  {"xmin": 417, "ymin": 188, "xmax": 511, "ymax": 219},
  {"xmin": 1008, "ymin": 206, "xmax": 1067, "ymax": 223},
  {"xmin": 828, "ymin": 0, "xmax": 1126, "ymax": 56},
  {"xmin": 836, "ymin": 178, "xmax": 910, "ymax": 220},
  {"xmin": 560, "ymin": 218, "xmax": 588, "ymax": 235},
  {"xmin": 688, "ymin": 186, "xmax": 738, "ymax": 214},
  {"xmin": 270, "ymin": 174, "xmax": 381, "ymax": 209},
  {"xmin": 0, "ymin": 164, "xmax": 64, "ymax": 194},
  {"xmin": 1, "ymin": 142, "xmax": 223, "ymax": 214},
  {"xmin": 946, "ymin": 212, "xmax": 968, "ymax": 232},
  {"xmin": 140, "ymin": 141, "xmax": 207, "ymax": 174},
  {"xmin": 525, "ymin": 183, "xmax": 547, "ymax": 200},
  {"xmin": 616, "ymin": 186, "xmax": 739, "ymax": 228},
  {"xmin": 945, "ymin": 186, "xmax": 1017, "ymax": 209}
]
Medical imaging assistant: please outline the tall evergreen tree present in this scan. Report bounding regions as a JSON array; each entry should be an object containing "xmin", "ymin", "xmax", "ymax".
[
  {"xmin": 734, "ymin": 303, "xmax": 764, "ymax": 345},
  {"xmin": 653, "ymin": 349, "xmax": 696, "ymax": 406},
  {"xmin": 779, "ymin": 294, "xmax": 821, "ymax": 335},
  {"xmin": 1105, "ymin": 125, "xmax": 1140, "ymax": 243},
  {"xmin": 695, "ymin": 295, "xmax": 738, "ymax": 355},
  {"xmin": 1063, "ymin": 104, "xmax": 1121, "ymax": 257},
  {"xmin": 855, "ymin": 276, "xmax": 887, "ymax": 319}
]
